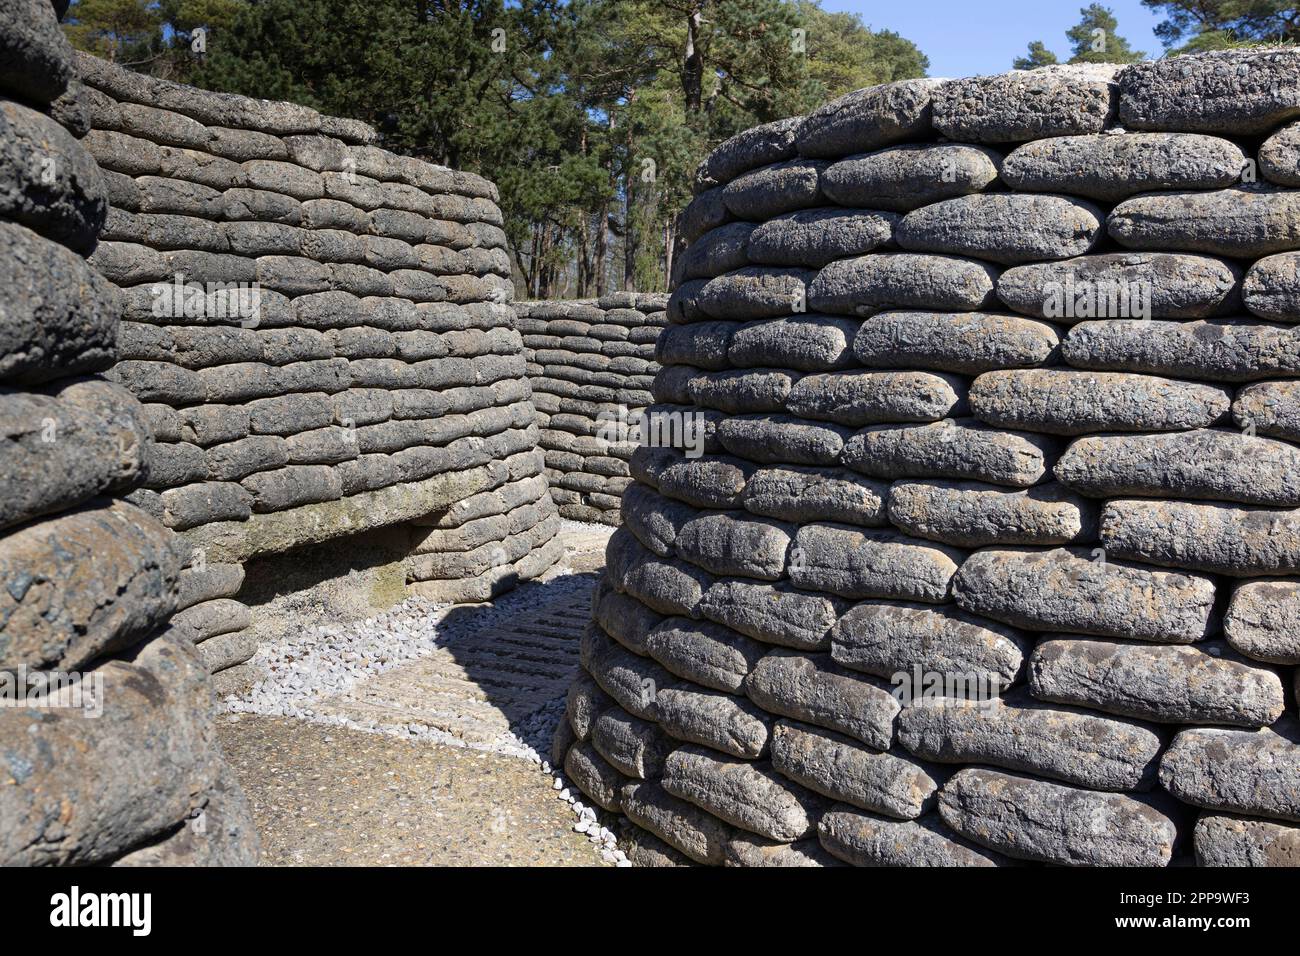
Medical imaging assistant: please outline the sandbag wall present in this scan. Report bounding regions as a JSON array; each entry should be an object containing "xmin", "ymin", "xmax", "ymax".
[
  {"xmin": 0, "ymin": 1, "xmax": 257, "ymax": 865},
  {"xmin": 556, "ymin": 52, "xmax": 1300, "ymax": 867},
  {"xmin": 73, "ymin": 53, "xmax": 561, "ymax": 637},
  {"xmin": 516, "ymin": 294, "xmax": 667, "ymax": 525}
]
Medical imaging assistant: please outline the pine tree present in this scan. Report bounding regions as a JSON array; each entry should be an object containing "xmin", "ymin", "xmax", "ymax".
[
  {"xmin": 1014, "ymin": 40, "xmax": 1060, "ymax": 69},
  {"xmin": 1066, "ymin": 4, "xmax": 1144, "ymax": 63}
]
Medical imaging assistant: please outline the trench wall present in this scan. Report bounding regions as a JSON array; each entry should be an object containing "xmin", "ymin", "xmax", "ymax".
[
  {"xmin": 516, "ymin": 295, "xmax": 667, "ymax": 525},
  {"xmin": 557, "ymin": 53, "xmax": 1300, "ymax": 867},
  {"xmin": 73, "ymin": 53, "xmax": 562, "ymax": 676},
  {"xmin": 0, "ymin": 0, "xmax": 258, "ymax": 865}
]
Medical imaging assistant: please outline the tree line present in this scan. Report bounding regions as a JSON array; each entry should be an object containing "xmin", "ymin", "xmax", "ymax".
[{"xmin": 64, "ymin": 1, "xmax": 1300, "ymax": 297}]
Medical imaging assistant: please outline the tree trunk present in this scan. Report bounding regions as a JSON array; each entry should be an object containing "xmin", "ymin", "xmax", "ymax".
[{"xmin": 683, "ymin": 3, "xmax": 704, "ymax": 114}]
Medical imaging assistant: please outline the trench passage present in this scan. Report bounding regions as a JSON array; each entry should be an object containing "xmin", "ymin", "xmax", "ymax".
[{"xmin": 216, "ymin": 524, "xmax": 614, "ymax": 866}]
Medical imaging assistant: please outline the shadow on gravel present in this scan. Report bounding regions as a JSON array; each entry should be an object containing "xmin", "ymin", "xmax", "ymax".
[{"xmin": 426, "ymin": 569, "xmax": 600, "ymax": 749}]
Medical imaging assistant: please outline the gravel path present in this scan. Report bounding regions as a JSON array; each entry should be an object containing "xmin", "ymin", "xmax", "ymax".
[
  {"xmin": 217, "ymin": 522, "xmax": 622, "ymax": 866},
  {"xmin": 219, "ymin": 714, "xmax": 608, "ymax": 866}
]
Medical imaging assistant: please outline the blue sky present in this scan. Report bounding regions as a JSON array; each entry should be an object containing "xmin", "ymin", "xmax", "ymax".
[{"xmin": 821, "ymin": 0, "xmax": 1171, "ymax": 77}]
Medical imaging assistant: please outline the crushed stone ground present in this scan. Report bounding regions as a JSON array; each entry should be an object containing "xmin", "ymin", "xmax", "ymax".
[{"xmin": 217, "ymin": 522, "xmax": 619, "ymax": 866}]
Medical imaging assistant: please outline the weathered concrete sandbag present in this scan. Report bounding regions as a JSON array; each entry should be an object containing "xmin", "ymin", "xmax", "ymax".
[
  {"xmin": 1118, "ymin": 48, "xmax": 1300, "ymax": 135},
  {"xmin": 820, "ymin": 143, "xmax": 1001, "ymax": 212},
  {"xmin": 622, "ymin": 828, "xmax": 697, "ymax": 867},
  {"xmin": 843, "ymin": 420, "xmax": 1055, "ymax": 488},
  {"xmin": 0, "ymin": 635, "xmax": 221, "ymax": 866},
  {"xmin": 1260, "ymin": 120, "xmax": 1300, "ymax": 187},
  {"xmin": 196, "ymin": 628, "xmax": 257, "ymax": 673},
  {"xmin": 809, "ymin": 252, "xmax": 999, "ymax": 315},
  {"xmin": 175, "ymin": 562, "xmax": 244, "ymax": 612},
  {"xmin": 937, "ymin": 767, "xmax": 1179, "ymax": 867},
  {"xmin": 110, "ymin": 765, "xmax": 259, "ymax": 867},
  {"xmin": 679, "ymin": 186, "xmax": 732, "ymax": 244},
  {"xmin": 852, "ymin": 311, "xmax": 1060, "ymax": 374},
  {"xmin": 694, "ymin": 266, "xmax": 813, "ymax": 318},
  {"xmin": 1056, "ymin": 429, "xmax": 1300, "ymax": 507},
  {"xmin": 687, "ymin": 368, "xmax": 796, "ymax": 414},
  {"xmin": 168, "ymin": 598, "xmax": 251, "ymax": 645},
  {"xmin": 1062, "ymin": 318, "xmax": 1300, "ymax": 383},
  {"xmin": 593, "ymin": 580, "xmax": 663, "ymax": 657},
  {"xmin": 0, "ymin": 97, "xmax": 107, "ymax": 252},
  {"xmin": 897, "ymin": 194, "xmax": 1104, "ymax": 265},
  {"xmin": 723, "ymin": 833, "xmax": 843, "ymax": 867},
  {"xmin": 695, "ymin": 117, "xmax": 799, "ymax": 191},
  {"xmin": 0, "ymin": 222, "xmax": 121, "ymax": 384},
  {"xmin": 551, "ymin": 715, "xmax": 578, "ymax": 770},
  {"xmin": 677, "ymin": 221, "xmax": 754, "ymax": 281},
  {"xmin": 729, "ymin": 315, "xmax": 858, "ymax": 371},
  {"xmin": 790, "ymin": 522, "xmax": 962, "ymax": 603},
  {"xmin": 997, "ymin": 252, "xmax": 1240, "ymax": 321},
  {"xmin": 621, "ymin": 551, "xmax": 711, "ymax": 619},
  {"xmin": 1101, "ymin": 498, "xmax": 1300, "ymax": 577},
  {"xmin": 159, "ymin": 480, "xmax": 252, "ymax": 530},
  {"xmin": 1224, "ymin": 579, "xmax": 1300, "ymax": 665},
  {"xmin": 744, "ymin": 649, "xmax": 899, "ymax": 750},
  {"xmin": 1109, "ymin": 187, "xmax": 1300, "ymax": 258},
  {"xmin": 242, "ymin": 464, "xmax": 342, "ymax": 513},
  {"xmin": 794, "ymin": 78, "xmax": 940, "ymax": 159},
  {"xmin": 644, "ymin": 616, "xmax": 767, "ymax": 693},
  {"xmin": 970, "ymin": 368, "xmax": 1232, "ymax": 438},
  {"xmin": 592, "ymin": 706, "xmax": 673, "ymax": 780},
  {"xmin": 819, "ymin": 806, "xmax": 1005, "ymax": 866},
  {"xmin": 1194, "ymin": 812, "xmax": 1300, "ymax": 867},
  {"xmin": 887, "ymin": 479, "xmax": 1096, "ymax": 547},
  {"xmin": 0, "ymin": 384, "xmax": 150, "ymax": 531},
  {"xmin": 674, "ymin": 510, "xmax": 792, "ymax": 581},
  {"xmin": 0, "ymin": 500, "xmax": 185, "ymax": 671},
  {"xmin": 566, "ymin": 671, "xmax": 613, "ymax": 740},
  {"xmin": 716, "ymin": 414, "xmax": 851, "ymax": 466},
  {"xmin": 1, "ymin": 0, "xmax": 73, "ymax": 106},
  {"xmin": 655, "ymin": 320, "xmax": 735, "ymax": 370},
  {"xmin": 746, "ymin": 207, "xmax": 897, "ymax": 268},
  {"xmin": 898, "ymin": 689, "xmax": 1163, "ymax": 792},
  {"xmin": 1159, "ymin": 720, "xmax": 1300, "ymax": 823},
  {"xmin": 584, "ymin": 624, "xmax": 678, "ymax": 720},
  {"xmin": 698, "ymin": 578, "xmax": 842, "ymax": 651},
  {"xmin": 564, "ymin": 740, "xmax": 628, "ymax": 812},
  {"xmin": 661, "ymin": 746, "xmax": 824, "ymax": 842},
  {"xmin": 933, "ymin": 64, "xmax": 1118, "ymax": 142},
  {"xmin": 831, "ymin": 600, "xmax": 1029, "ymax": 686},
  {"xmin": 1234, "ymin": 380, "xmax": 1300, "ymax": 440},
  {"xmin": 653, "ymin": 685, "xmax": 772, "ymax": 759},
  {"xmin": 741, "ymin": 465, "xmax": 889, "ymax": 526},
  {"xmin": 656, "ymin": 455, "xmax": 753, "ymax": 509},
  {"xmin": 1243, "ymin": 252, "xmax": 1300, "ymax": 321},
  {"xmin": 1001, "ymin": 133, "xmax": 1245, "ymax": 202},
  {"xmin": 1030, "ymin": 637, "xmax": 1285, "ymax": 727},
  {"xmin": 620, "ymin": 484, "xmax": 695, "ymax": 557},
  {"xmin": 720, "ymin": 159, "xmax": 826, "ymax": 220},
  {"xmin": 620, "ymin": 780, "xmax": 735, "ymax": 865},
  {"xmin": 772, "ymin": 720, "xmax": 944, "ymax": 819},
  {"xmin": 953, "ymin": 547, "xmax": 1216, "ymax": 643},
  {"xmin": 786, "ymin": 370, "xmax": 966, "ymax": 427}
]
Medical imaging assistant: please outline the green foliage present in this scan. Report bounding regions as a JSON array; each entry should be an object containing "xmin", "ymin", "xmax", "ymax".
[
  {"xmin": 1013, "ymin": 5, "xmax": 1143, "ymax": 69},
  {"xmin": 1066, "ymin": 4, "xmax": 1144, "ymax": 63},
  {"xmin": 1013, "ymin": 40, "xmax": 1060, "ymax": 69},
  {"xmin": 66, "ymin": 0, "xmax": 927, "ymax": 296},
  {"xmin": 1142, "ymin": 0, "xmax": 1300, "ymax": 49}
]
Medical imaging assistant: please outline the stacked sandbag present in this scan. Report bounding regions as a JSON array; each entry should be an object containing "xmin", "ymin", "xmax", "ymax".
[
  {"xmin": 75, "ymin": 53, "xmax": 560, "ymax": 626},
  {"xmin": 0, "ymin": 1, "xmax": 257, "ymax": 865},
  {"xmin": 516, "ymin": 294, "xmax": 667, "ymax": 524},
  {"xmin": 555, "ymin": 51, "xmax": 1300, "ymax": 867}
]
